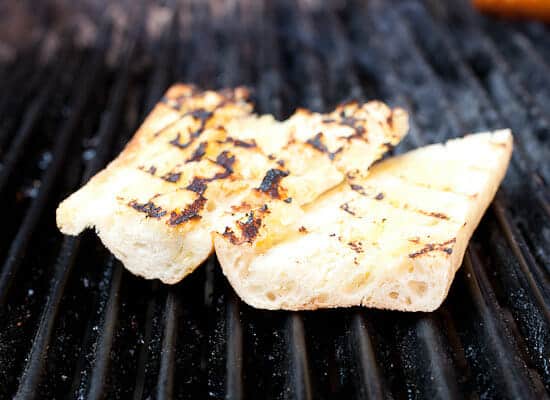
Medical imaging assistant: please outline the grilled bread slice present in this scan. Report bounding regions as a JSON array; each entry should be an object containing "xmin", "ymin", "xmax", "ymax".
[
  {"xmin": 214, "ymin": 130, "xmax": 513, "ymax": 311},
  {"xmin": 57, "ymin": 84, "xmax": 408, "ymax": 283}
]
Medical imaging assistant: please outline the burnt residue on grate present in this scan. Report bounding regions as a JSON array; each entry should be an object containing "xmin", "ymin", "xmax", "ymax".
[{"xmin": 0, "ymin": 0, "xmax": 548, "ymax": 399}]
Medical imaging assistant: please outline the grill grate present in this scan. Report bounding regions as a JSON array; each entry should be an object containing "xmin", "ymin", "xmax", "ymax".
[{"xmin": 0, "ymin": 0, "xmax": 549, "ymax": 399}]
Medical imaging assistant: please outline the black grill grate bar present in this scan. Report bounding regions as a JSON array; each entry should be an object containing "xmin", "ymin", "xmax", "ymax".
[
  {"xmin": 86, "ymin": 260, "xmax": 123, "ymax": 400},
  {"xmin": 464, "ymin": 250, "xmax": 543, "ymax": 397},
  {"xmin": 225, "ymin": 293, "xmax": 243, "ymax": 400},
  {"xmin": 350, "ymin": 314, "xmax": 385, "ymax": 400},
  {"xmin": 415, "ymin": 317, "xmax": 462, "ymax": 400},
  {"xmin": 11, "ymin": 33, "xmax": 136, "ymax": 398},
  {"xmin": 156, "ymin": 292, "xmax": 178, "ymax": 400},
  {"xmin": 0, "ymin": 32, "xmax": 109, "ymax": 308},
  {"xmin": 0, "ymin": 73, "xmax": 57, "ymax": 195},
  {"xmin": 13, "ymin": 237, "xmax": 81, "ymax": 400},
  {"xmin": 492, "ymin": 201, "xmax": 550, "ymax": 312},
  {"xmin": 287, "ymin": 313, "xmax": 313, "ymax": 400}
]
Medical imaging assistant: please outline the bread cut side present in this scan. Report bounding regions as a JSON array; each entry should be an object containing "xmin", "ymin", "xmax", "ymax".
[
  {"xmin": 57, "ymin": 84, "xmax": 408, "ymax": 283},
  {"xmin": 214, "ymin": 130, "xmax": 513, "ymax": 311}
]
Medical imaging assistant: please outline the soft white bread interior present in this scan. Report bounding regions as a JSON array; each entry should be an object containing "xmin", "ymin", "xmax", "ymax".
[
  {"xmin": 214, "ymin": 130, "xmax": 513, "ymax": 311},
  {"xmin": 56, "ymin": 84, "xmax": 408, "ymax": 283}
]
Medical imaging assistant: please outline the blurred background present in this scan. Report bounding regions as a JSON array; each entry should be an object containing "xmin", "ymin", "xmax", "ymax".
[{"xmin": 0, "ymin": 1, "xmax": 549, "ymax": 399}]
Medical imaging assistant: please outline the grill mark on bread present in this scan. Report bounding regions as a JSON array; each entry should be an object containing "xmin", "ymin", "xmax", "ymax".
[
  {"xmin": 340, "ymin": 202, "xmax": 356, "ymax": 216},
  {"xmin": 220, "ymin": 137, "xmax": 257, "ymax": 148},
  {"xmin": 408, "ymin": 238, "xmax": 456, "ymax": 258},
  {"xmin": 417, "ymin": 210, "xmax": 450, "ymax": 220},
  {"xmin": 256, "ymin": 169, "xmax": 289, "ymax": 199},
  {"xmin": 186, "ymin": 142, "xmax": 207, "ymax": 162},
  {"xmin": 168, "ymin": 195, "xmax": 207, "ymax": 225},
  {"xmin": 223, "ymin": 212, "xmax": 262, "ymax": 245},
  {"xmin": 186, "ymin": 177, "xmax": 208, "ymax": 195},
  {"xmin": 161, "ymin": 172, "xmax": 182, "ymax": 183},
  {"xmin": 306, "ymin": 133, "xmax": 342, "ymax": 160},
  {"xmin": 128, "ymin": 200, "xmax": 167, "ymax": 218},
  {"xmin": 348, "ymin": 241, "xmax": 364, "ymax": 253}
]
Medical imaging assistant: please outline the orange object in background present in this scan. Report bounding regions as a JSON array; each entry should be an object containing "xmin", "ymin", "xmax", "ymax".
[{"xmin": 473, "ymin": 0, "xmax": 550, "ymax": 22}]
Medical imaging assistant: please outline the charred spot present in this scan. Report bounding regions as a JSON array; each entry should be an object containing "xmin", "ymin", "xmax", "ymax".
[
  {"xmin": 141, "ymin": 165, "xmax": 157, "ymax": 175},
  {"xmin": 276, "ymin": 159, "xmax": 285, "ymax": 167},
  {"xmin": 223, "ymin": 137, "xmax": 257, "ymax": 148},
  {"xmin": 408, "ymin": 237, "xmax": 420, "ymax": 244},
  {"xmin": 223, "ymin": 212, "xmax": 262, "ymax": 245},
  {"xmin": 215, "ymin": 150, "xmax": 236, "ymax": 171},
  {"xmin": 186, "ymin": 177, "xmax": 208, "ymax": 195},
  {"xmin": 383, "ymin": 141, "xmax": 396, "ymax": 152},
  {"xmin": 185, "ymin": 108, "xmax": 213, "ymax": 122},
  {"xmin": 187, "ymin": 142, "xmax": 207, "ymax": 163},
  {"xmin": 268, "ymin": 154, "xmax": 276, "ymax": 160},
  {"xmin": 348, "ymin": 241, "xmax": 363, "ymax": 253},
  {"xmin": 259, "ymin": 204, "xmax": 269, "ymax": 213},
  {"xmin": 208, "ymin": 151, "xmax": 236, "ymax": 181},
  {"xmin": 299, "ymin": 226, "xmax": 308, "ymax": 233},
  {"xmin": 307, "ymin": 132, "xmax": 329, "ymax": 154},
  {"xmin": 408, "ymin": 238, "xmax": 456, "ymax": 258},
  {"xmin": 284, "ymin": 197, "xmax": 292, "ymax": 203},
  {"xmin": 129, "ymin": 200, "xmax": 167, "ymax": 218},
  {"xmin": 168, "ymin": 195, "xmax": 207, "ymax": 225},
  {"xmin": 306, "ymin": 132, "xmax": 341, "ymax": 160},
  {"xmin": 256, "ymin": 168, "xmax": 289, "ymax": 199},
  {"xmin": 161, "ymin": 172, "xmax": 181, "ymax": 183},
  {"xmin": 340, "ymin": 202, "xmax": 356, "ymax": 216},
  {"xmin": 170, "ymin": 133, "xmax": 192, "ymax": 149},
  {"xmin": 417, "ymin": 210, "xmax": 450, "ymax": 220},
  {"xmin": 350, "ymin": 183, "xmax": 367, "ymax": 196},
  {"xmin": 329, "ymin": 233, "xmax": 336, "ymax": 237},
  {"xmin": 375, "ymin": 192, "xmax": 385, "ymax": 200}
]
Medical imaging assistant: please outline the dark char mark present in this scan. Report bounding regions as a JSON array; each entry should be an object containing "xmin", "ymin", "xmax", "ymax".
[
  {"xmin": 161, "ymin": 172, "xmax": 182, "ymax": 183},
  {"xmin": 408, "ymin": 238, "xmax": 456, "ymax": 258},
  {"xmin": 256, "ymin": 169, "xmax": 289, "ymax": 199},
  {"xmin": 223, "ymin": 212, "xmax": 262, "ymax": 245},
  {"xmin": 129, "ymin": 200, "xmax": 167, "ymax": 218},
  {"xmin": 168, "ymin": 195, "xmax": 208, "ymax": 225},
  {"xmin": 187, "ymin": 141, "xmax": 208, "ymax": 163},
  {"xmin": 306, "ymin": 132, "xmax": 342, "ymax": 160}
]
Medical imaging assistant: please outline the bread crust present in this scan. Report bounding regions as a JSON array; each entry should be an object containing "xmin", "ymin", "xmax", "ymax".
[
  {"xmin": 57, "ymin": 84, "xmax": 408, "ymax": 283},
  {"xmin": 215, "ymin": 130, "xmax": 513, "ymax": 311}
]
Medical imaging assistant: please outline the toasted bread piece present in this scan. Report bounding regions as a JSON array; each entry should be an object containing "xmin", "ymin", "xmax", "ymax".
[
  {"xmin": 214, "ymin": 130, "xmax": 513, "ymax": 311},
  {"xmin": 57, "ymin": 84, "xmax": 408, "ymax": 283}
]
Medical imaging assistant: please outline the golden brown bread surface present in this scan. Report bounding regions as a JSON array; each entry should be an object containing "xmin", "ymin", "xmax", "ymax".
[
  {"xmin": 214, "ymin": 130, "xmax": 513, "ymax": 311},
  {"xmin": 56, "ymin": 84, "xmax": 408, "ymax": 283}
]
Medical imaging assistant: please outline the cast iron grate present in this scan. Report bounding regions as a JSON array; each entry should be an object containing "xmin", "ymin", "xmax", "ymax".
[{"xmin": 0, "ymin": 0, "xmax": 548, "ymax": 399}]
